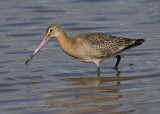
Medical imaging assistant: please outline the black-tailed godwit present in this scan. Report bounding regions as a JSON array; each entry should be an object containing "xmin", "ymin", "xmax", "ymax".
[{"xmin": 25, "ymin": 24, "xmax": 145, "ymax": 76}]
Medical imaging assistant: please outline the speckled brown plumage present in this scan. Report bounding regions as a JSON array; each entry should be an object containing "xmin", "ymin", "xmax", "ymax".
[{"xmin": 73, "ymin": 32, "xmax": 144, "ymax": 60}]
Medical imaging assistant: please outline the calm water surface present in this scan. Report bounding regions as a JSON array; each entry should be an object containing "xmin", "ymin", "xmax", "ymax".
[{"xmin": 0, "ymin": 0, "xmax": 160, "ymax": 113}]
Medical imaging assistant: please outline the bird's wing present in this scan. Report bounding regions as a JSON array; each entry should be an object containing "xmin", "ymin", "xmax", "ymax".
[{"xmin": 74, "ymin": 33, "xmax": 135, "ymax": 57}]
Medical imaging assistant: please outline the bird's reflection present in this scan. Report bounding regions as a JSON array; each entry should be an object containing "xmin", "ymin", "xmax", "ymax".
[
  {"xmin": 114, "ymin": 67, "xmax": 121, "ymax": 85},
  {"xmin": 41, "ymin": 70, "xmax": 132, "ymax": 113},
  {"xmin": 64, "ymin": 75, "xmax": 129, "ymax": 87},
  {"xmin": 114, "ymin": 67, "xmax": 121, "ymax": 77}
]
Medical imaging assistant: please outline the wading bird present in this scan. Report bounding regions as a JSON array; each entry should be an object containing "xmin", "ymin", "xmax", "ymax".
[{"xmin": 25, "ymin": 24, "xmax": 145, "ymax": 76}]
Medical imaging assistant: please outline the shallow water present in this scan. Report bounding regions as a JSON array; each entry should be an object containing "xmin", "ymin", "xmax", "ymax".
[{"xmin": 0, "ymin": 0, "xmax": 160, "ymax": 113}]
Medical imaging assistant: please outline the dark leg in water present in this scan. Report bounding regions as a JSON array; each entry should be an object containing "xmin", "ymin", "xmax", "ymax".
[
  {"xmin": 115, "ymin": 55, "xmax": 121, "ymax": 69},
  {"xmin": 97, "ymin": 66, "xmax": 100, "ymax": 77}
]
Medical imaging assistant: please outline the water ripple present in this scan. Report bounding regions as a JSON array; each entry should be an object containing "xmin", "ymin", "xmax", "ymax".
[
  {"xmin": 7, "ymin": 33, "xmax": 41, "ymax": 37},
  {"xmin": 0, "ymin": 22, "xmax": 44, "ymax": 28}
]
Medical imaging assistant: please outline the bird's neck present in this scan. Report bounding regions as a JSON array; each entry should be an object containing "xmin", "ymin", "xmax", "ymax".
[{"xmin": 57, "ymin": 31, "xmax": 73, "ymax": 55}]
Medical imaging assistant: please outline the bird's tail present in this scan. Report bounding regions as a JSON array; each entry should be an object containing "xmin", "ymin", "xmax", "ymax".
[
  {"xmin": 134, "ymin": 39, "xmax": 145, "ymax": 46},
  {"xmin": 124, "ymin": 39, "xmax": 145, "ymax": 50}
]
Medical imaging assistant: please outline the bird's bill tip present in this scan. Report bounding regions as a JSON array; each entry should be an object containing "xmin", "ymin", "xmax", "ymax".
[
  {"xmin": 25, "ymin": 54, "xmax": 34, "ymax": 65},
  {"xmin": 25, "ymin": 59, "xmax": 29, "ymax": 65}
]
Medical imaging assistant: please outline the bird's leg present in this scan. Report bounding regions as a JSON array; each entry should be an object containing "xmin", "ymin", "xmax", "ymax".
[
  {"xmin": 115, "ymin": 55, "xmax": 121, "ymax": 69},
  {"xmin": 97, "ymin": 66, "xmax": 100, "ymax": 77}
]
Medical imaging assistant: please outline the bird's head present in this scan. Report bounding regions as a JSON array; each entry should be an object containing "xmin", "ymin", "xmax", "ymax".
[
  {"xmin": 25, "ymin": 24, "xmax": 64, "ymax": 65},
  {"xmin": 45, "ymin": 24, "xmax": 63, "ymax": 39}
]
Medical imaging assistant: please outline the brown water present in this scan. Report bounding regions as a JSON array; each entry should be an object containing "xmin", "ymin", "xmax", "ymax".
[{"xmin": 0, "ymin": 0, "xmax": 160, "ymax": 114}]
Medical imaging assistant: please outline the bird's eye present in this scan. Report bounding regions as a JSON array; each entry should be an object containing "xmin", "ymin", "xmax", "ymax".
[{"xmin": 49, "ymin": 29, "xmax": 53, "ymax": 32}]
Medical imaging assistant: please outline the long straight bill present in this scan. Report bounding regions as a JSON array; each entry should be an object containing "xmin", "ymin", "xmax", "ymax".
[{"xmin": 25, "ymin": 37, "xmax": 49, "ymax": 65}]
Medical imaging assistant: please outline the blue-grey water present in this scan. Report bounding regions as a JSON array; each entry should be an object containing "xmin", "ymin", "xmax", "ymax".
[{"xmin": 0, "ymin": 0, "xmax": 160, "ymax": 114}]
